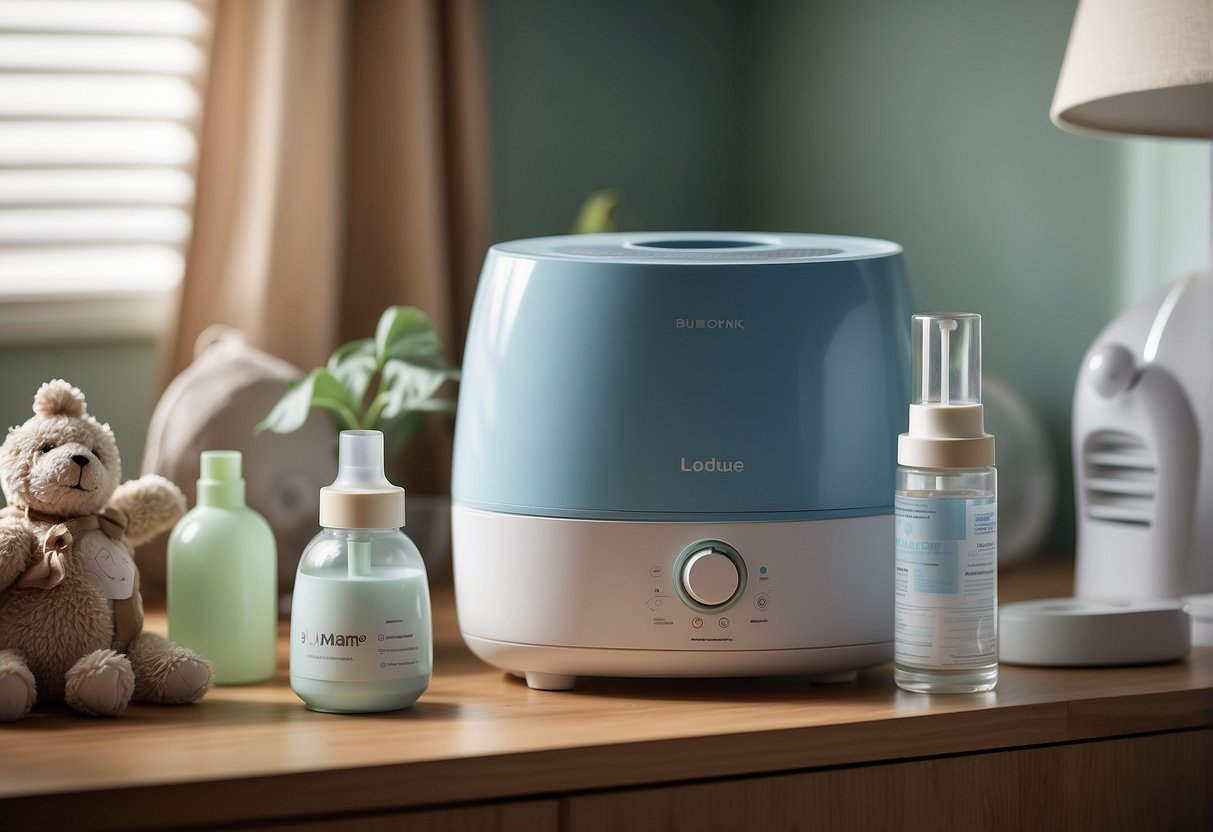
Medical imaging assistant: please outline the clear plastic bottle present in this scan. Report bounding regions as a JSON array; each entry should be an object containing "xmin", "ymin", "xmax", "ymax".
[
  {"xmin": 894, "ymin": 313, "xmax": 998, "ymax": 693},
  {"xmin": 289, "ymin": 430, "xmax": 432, "ymax": 713},
  {"xmin": 167, "ymin": 450, "xmax": 277, "ymax": 684}
]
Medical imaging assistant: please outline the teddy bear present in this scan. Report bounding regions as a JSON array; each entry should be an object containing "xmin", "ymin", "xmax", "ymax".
[{"xmin": 0, "ymin": 380, "xmax": 212, "ymax": 721}]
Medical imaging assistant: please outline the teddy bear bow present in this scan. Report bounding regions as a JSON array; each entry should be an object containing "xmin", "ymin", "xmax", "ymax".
[{"xmin": 2, "ymin": 505, "xmax": 129, "ymax": 590}]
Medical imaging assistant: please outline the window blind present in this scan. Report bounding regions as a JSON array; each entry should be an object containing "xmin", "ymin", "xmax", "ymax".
[{"xmin": 0, "ymin": 0, "xmax": 212, "ymax": 340}]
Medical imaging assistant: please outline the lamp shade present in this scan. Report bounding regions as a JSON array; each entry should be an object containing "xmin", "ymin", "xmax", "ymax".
[{"xmin": 1051, "ymin": 0, "xmax": 1213, "ymax": 138}]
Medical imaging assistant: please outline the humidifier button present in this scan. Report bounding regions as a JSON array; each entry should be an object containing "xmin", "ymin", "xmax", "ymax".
[{"xmin": 681, "ymin": 549, "xmax": 741, "ymax": 607}]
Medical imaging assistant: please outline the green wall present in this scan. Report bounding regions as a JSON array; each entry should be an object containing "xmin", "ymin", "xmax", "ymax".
[
  {"xmin": 0, "ymin": 341, "xmax": 157, "ymax": 485},
  {"xmin": 744, "ymin": 0, "xmax": 1119, "ymax": 425},
  {"xmin": 486, "ymin": 0, "xmax": 1209, "ymax": 546},
  {"xmin": 488, "ymin": 0, "xmax": 749, "ymax": 239}
]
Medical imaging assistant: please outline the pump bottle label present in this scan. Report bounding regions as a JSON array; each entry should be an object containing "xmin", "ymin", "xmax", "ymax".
[
  {"xmin": 290, "ymin": 571, "xmax": 428, "ymax": 681},
  {"xmin": 894, "ymin": 495, "xmax": 997, "ymax": 668}
]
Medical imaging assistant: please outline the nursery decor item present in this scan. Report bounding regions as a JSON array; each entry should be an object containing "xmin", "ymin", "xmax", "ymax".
[
  {"xmin": 0, "ymin": 380, "xmax": 211, "ymax": 721},
  {"xmin": 257, "ymin": 306, "xmax": 459, "ymax": 466}
]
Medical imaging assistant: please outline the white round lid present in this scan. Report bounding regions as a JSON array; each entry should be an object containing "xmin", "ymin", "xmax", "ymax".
[{"xmin": 999, "ymin": 597, "xmax": 1190, "ymax": 667}]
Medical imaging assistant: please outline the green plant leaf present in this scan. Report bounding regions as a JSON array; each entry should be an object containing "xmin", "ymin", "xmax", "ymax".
[
  {"xmin": 327, "ymin": 337, "xmax": 376, "ymax": 405},
  {"xmin": 378, "ymin": 359, "xmax": 452, "ymax": 421},
  {"xmin": 408, "ymin": 397, "xmax": 457, "ymax": 413},
  {"xmin": 572, "ymin": 188, "xmax": 631, "ymax": 233},
  {"xmin": 255, "ymin": 368, "xmax": 360, "ymax": 434},
  {"xmin": 375, "ymin": 306, "xmax": 456, "ymax": 372}
]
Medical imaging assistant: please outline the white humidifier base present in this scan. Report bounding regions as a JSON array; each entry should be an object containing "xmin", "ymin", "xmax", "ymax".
[
  {"xmin": 453, "ymin": 506, "xmax": 894, "ymax": 690},
  {"xmin": 465, "ymin": 637, "xmax": 890, "ymax": 691}
]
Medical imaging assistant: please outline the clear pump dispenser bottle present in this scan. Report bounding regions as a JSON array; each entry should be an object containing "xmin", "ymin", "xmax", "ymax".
[
  {"xmin": 895, "ymin": 313, "xmax": 997, "ymax": 693},
  {"xmin": 290, "ymin": 430, "xmax": 432, "ymax": 713}
]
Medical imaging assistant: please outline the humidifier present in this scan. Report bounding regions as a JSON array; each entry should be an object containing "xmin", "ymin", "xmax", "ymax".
[{"xmin": 452, "ymin": 232, "xmax": 912, "ymax": 689}]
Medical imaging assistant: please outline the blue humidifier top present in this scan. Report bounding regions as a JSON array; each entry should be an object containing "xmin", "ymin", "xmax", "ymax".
[{"xmin": 452, "ymin": 232, "xmax": 913, "ymax": 522}]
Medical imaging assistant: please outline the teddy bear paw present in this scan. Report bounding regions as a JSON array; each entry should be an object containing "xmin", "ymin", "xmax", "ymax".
[
  {"xmin": 0, "ymin": 523, "xmax": 36, "ymax": 591},
  {"xmin": 0, "ymin": 657, "xmax": 36, "ymax": 722},
  {"xmin": 161, "ymin": 655, "xmax": 212, "ymax": 705},
  {"xmin": 64, "ymin": 649, "xmax": 135, "ymax": 717},
  {"xmin": 126, "ymin": 632, "xmax": 213, "ymax": 705}
]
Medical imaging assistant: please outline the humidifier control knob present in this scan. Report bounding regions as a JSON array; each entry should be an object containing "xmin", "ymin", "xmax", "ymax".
[{"xmin": 681, "ymin": 548, "xmax": 741, "ymax": 608}]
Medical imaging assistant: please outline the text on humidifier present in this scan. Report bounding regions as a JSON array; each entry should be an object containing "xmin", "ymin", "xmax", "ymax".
[
  {"xmin": 675, "ymin": 318, "xmax": 745, "ymax": 330},
  {"xmin": 680, "ymin": 457, "xmax": 746, "ymax": 473}
]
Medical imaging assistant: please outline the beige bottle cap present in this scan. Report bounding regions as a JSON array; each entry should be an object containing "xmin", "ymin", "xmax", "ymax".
[{"xmin": 319, "ymin": 430, "xmax": 405, "ymax": 529}]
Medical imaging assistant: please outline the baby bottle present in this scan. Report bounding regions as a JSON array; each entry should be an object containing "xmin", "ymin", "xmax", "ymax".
[{"xmin": 289, "ymin": 430, "xmax": 432, "ymax": 713}]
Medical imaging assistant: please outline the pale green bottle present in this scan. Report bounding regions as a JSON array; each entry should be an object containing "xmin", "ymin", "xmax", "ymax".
[{"xmin": 168, "ymin": 450, "xmax": 277, "ymax": 684}]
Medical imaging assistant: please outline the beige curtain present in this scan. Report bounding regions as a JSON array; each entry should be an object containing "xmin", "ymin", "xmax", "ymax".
[{"xmin": 175, "ymin": 0, "xmax": 492, "ymax": 494}]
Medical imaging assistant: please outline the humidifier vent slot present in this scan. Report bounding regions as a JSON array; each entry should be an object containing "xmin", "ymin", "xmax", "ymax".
[{"xmin": 1084, "ymin": 431, "xmax": 1155, "ymax": 527}]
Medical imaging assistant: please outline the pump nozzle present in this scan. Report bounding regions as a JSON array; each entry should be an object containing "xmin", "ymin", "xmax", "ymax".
[
  {"xmin": 899, "ymin": 312, "xmax": 994, "ymax": 469},
  {"xmin": 319, "ymin": 430, "xmax": 406, "ymax": 534},
  {"xmin": 332, "ymin": 430, "xmax": 395, "ymax": 491}
]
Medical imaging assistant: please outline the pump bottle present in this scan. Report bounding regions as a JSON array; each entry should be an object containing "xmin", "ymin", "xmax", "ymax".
[
  {"xmin": 167, "ymin": 450, "xmax": 278, "ymax": 684},
  {"xmin": 895, "ymin": 313, "xmax": 997, "ymax": 693},
  {"xmin": 290, "ymin": 430, "xmax": 432, "ymax": 713}
]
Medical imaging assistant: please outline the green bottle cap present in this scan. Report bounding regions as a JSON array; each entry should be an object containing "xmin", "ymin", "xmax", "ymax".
[
  {"xmin": 201, "ymin": 450, "xmax": 241, "ymax": 481},
  {"xmin": 197, "ymin": 450, "xmax": 246, "ymax": 508}
]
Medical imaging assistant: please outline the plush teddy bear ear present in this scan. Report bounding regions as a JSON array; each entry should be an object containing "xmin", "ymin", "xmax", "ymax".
[{"xmin": 33, "ymin": 379, "xmax": 88, "ymax": 419}]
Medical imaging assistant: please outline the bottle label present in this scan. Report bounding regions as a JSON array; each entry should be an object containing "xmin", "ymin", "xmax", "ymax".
[
  {"xmin": 894, "ymin": 495, "xmax": 997, "ymax": 668},
  {"xmin": 290, "ymin": 572, "xmax": 430, "ymax": 682}
]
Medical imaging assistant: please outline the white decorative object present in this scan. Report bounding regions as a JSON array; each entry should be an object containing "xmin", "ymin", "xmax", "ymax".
[{"xmin": 1000, "ymin": 598, "xmax": 1190, "ymax": 666}]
